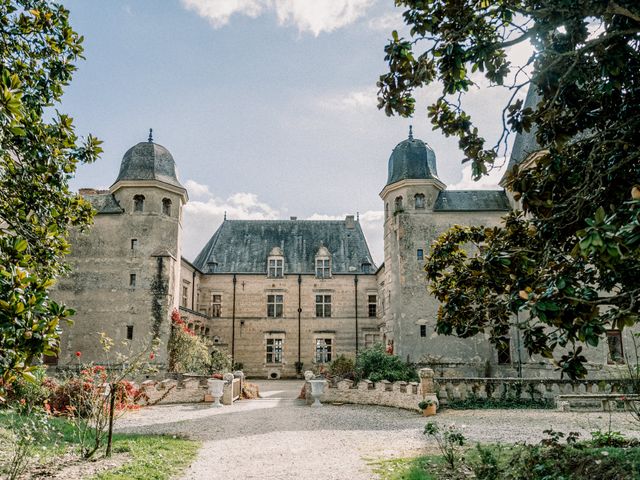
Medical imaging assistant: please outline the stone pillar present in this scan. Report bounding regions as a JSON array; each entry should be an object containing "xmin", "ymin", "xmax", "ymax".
[{"xmin": 419, "ymin": 368, "xmax": 435, "ymax": 396}]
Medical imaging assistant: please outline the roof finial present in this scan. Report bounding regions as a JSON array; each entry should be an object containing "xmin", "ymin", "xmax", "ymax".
[
  {"xmin": 224, "ymin": 211, "xmax": 227, "ymax": 220},
  {"xmin": 148, "ymin": 128, "xmax": 153, "ymax": 143},
  {"xmin": 356, "ymin": 211, "xmax": 360, "ymax": 221},
  {"xmin": 408, "ymin": 125, "xmax": 413, "ymax": 140}
]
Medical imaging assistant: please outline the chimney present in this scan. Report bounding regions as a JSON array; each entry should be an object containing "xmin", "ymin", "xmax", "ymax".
[
  {"xmin": 290, "ymin": 216, "xmax": 297, "ymax": 221},
  {"xmin": 345, "ymin": 215, "xmax": 355, "ymax": 229}
]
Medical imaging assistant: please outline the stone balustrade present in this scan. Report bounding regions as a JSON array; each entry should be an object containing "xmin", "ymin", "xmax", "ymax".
[
  {"xmin": 138, "ymin": 372, "xmax": 244, "ymax": 406},
  {"xmin": 434, "ymin": 377, "xmax": 635, "ymax": 405},
  {"xmin": 304, "ymin": 368, "xmax": 438, "ymax": 412}
]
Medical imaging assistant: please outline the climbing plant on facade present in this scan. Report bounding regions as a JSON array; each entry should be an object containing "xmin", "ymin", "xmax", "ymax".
[
  {"xmin": 0, "ymin": 1, "xmax": 102, "ymax": 390},
  {"xmin": 378, "ymin": 0, "xmax": 640, "ymax": 378}
]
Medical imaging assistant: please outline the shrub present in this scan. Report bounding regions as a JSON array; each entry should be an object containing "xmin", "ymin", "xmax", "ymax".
[
  {"xmin": 356, "ymin": 345, "xmax": 418, "ymax": 383},
  {"xmin": 5, "ymin": 366, "xmax": 51, "ymax": 412},
  {"xmin": 168, "ymin": 310, "xmax": 211, "ymax": 374},
  {"xmin": 424, "ymin": 422, "xmax": 466, "ymax": 470},
  {"xmin": 209, "ymin": 347, "xmax": 232, "ymax": 374},
  {"xmin": 329, "ymin": 355, "xmax": 355, "ymax": 379}
]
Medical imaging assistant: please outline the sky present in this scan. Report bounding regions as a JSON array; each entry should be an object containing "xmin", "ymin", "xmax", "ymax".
[{"xmin": 61, "ymin": 0, "xmax": 532, "ymax": 264}]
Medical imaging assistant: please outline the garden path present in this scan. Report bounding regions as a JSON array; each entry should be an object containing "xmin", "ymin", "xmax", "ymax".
[{"xmin": 115, "ymin": 380, "xmax": 639, "ymax": 480}]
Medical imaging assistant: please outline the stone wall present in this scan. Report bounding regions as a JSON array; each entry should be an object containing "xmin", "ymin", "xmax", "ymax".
[
  {"xmin": 434, "ymin": 377, "xmax": 636, "ymax": 405},
  {"xmin": 305, "ymin": 368, "xmax": 437, "ymax": 412},
  {"xmin": 139, "ymin": 374, "xmax": 243, "ymax": 405}
]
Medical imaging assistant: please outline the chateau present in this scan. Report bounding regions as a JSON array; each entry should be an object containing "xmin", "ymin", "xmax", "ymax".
[{"xmin": 52, "ymin": 124, "xmax": 628, "ymax": 378}]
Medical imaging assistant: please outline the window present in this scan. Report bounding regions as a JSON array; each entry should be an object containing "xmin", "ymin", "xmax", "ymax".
[
  {"xmin": 182, "ymin": 285, "xmax": 188, "ymax": 307},
  {"xmin": 394, "ymin": 196, "xmax": 403, "ymax": 212},
  {"xmin": 212, "ymin": 295, "xmax": 222, "ymax": 317},
  {"xmin": 420, "ymin": 325, "xmax": 427, "ymax": 337},
  {"xmin": 316, "ymin": 258, "xmax": 331, "ymax": 278},
  {"xmin": 129, "ymin": 273, "xmax": 136, "ymax": 288},
  {"xmin": 268, "ymin": 258, "xmax": 284, "ymax": 278},
  {"xmin": 415, "ymin": 193, "xmax": 425, "ymax": 209},
  {"xmin": 385, "ymin": 203, "xmax": 389, "ymax": 219},
  {"xmin": 131, "ymin": 238, "xmax": 138, "ymax": 250},
  {"xmin": 417, "ymin": 249, "xmax": 424, "ymax": 261},
  {"xmin": 368, "ymin": 295, "xmax": 377, "ymax": 317},
  {"xmin": 315, "ymin": 295, "xmax": 332, "ymax": 317},
  {"xmin": 607, "ymin": 330, "xmax": 625, "ymax": 364},
  {"xmin": 315, "ymin": 338, "xmax": 332, "ymax": 363},
  {"xmin": 133, "ymin": 194, "xmax": 145, "ymax": 212},
  {"xmin": 267, "ymin": 294, "xmax": 283, "ymax": 318},
  {"xmin": 162, "ymin": 198, "xmax": 172, "ymax": 216},
  {"xmin": 497, "ymin": 338, "xmax": 511, "ymax": 364},
  {"xmin": 266, "ymin": 338, "xmax": 283, "ymax": 364},
  {"xmin": 205, "ymin": 327, "xmax": 210, "ymax": 336},
  {"xmin": 365, "ymin": 333, "xmax": 379, "ymax": 349},
  {"xmin": 361, "ymin": 262, "xmax": 372, "ymax": 274},
  {"xmin": 126, "ymin": 325, "xmax": 134, "ymax": 340}
]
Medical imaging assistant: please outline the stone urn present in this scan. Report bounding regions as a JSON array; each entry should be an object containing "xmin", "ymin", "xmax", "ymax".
[
  {"xmin": 207, "ymin": 378, "xmax": 225, "ymax": 408},
  {"xmin": 308, "ymin": 378, "xmax": 327, "ymax": 407}
]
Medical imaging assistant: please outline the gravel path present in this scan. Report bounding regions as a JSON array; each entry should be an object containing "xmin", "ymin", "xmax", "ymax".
[{"xmin": 116, "ymin": 380, "xmax": 639, "ymax": 480}]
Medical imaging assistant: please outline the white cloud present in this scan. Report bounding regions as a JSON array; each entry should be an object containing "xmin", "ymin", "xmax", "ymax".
[
  {"xmin": 184, "ymin": 179, "xmax": 212, "ymax": 199},
  {"xmin": 316, "ymin": 87, "xmax": 378, "ymax": 111},
  {"xmin": 367, "ymin": 12, "xmax": 401, "ymax": 31},
  {"xmin": 180, "ymin": 0, "xmax": 375, "ymax": 35},
  {"xmin": 447, "ymin": 158, "xmax": 509, "ymax": 191}
]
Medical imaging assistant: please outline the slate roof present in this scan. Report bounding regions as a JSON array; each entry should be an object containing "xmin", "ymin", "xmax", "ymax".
[
  {"xmin": 112, "ymin": 141, "xmax": 184, "ymax": 189},
  {"xmin": 192, "ymin": 219, "xmax": 377, "ymax": 274},
  {"xmin": 387, "ymin": 136, "xmax": 439, "ymax": 186},
  {"xmin": 84, "ymin": 193, "xmax": 124, "ymax": 214},
  {"xmin": 434, "ymin": 190, "xmax": 510, "ymax": 211},
  {"xmin": 502, "ymin": 87, "xmax": 541, "ymax": 183}
]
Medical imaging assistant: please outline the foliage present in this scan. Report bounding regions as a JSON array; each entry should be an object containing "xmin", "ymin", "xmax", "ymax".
[
  {"xmin": 356, "ymin": 344, "xmax": 418, "ymax": 383},
  {"xmin": 418, "ymin": 399, "xmax": 435, "ymax": 410},
  {"xmin": 423, "ymin": 422, "xmax": 466, "ymax": 470},
  {"xmin": 377, "ymin": 430, "xmax": 640, "ymax": 480},
  {"xmin": 329, "ymin": 354, "xmax": 356, "ymax": 378},
  {"xmin": 379, "ymin": 1, "xmax": 640, "ymax": 379},
  {"xmin": 444, "ymin": 383, "xmax": 553, "ymax": 410},
  {"xmin": 623, "ymin": 333, "xmax": 640, "ymax": 426},
  {"xmin": 209, "ymin": 346, "xmax": 232, "ymax": 374},
  {"xmin": 0, "ymin": 0, "xmax": 103, "ymax": 390},
  {"xmin": 5, "ymin": 364, "xmax": 51, "ymax": 408},
  {"xmin": 167, "ymin": 309, "xmax": 211, "ymax": 374}
]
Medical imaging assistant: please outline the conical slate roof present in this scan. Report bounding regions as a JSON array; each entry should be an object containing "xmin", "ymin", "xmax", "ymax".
[
  {"xmin": 113, "ymin": 140, "xmax": 184, "ymax": 189},
  {"xmin": 387, "ymin": 128, "xmax": 439, "ymax": 186}
]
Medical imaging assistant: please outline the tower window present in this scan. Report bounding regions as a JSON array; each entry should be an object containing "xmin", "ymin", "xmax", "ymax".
[
  {"xmin": 212, "ymin": 294, "xmax": 222, "ymax": 317},
  {"xmin": 417, "ymin": 249, "xmax": 424, "ymax": 261},
  {"xmin": 497, "ymin": 338, "xmax": 511, "ymax": 364},
  {"xmin": 181, "ymin": 285, "xmax": 189, "ymax": 308},
  {"xmin": 131, "ymin": 238, "xmax": 138, "ymax": 250},
  {"xmin": 420, "ymin": 325, "xmax": 427, "ymax": 337},
  {"xmin": 162, "ymin": 198, "xmax": 172, "ymax": 216},
  {"xmin": 607, "ymin": 330, "xmax": 624, "ymax": 364},
  {"xmin": 368, "ymin": 295, "xmax": 377, "ymax": 317},
  {"xmin": 415, "ymin": 193, "xmax": 425, "ymax": 209},
  {"xmin": 133, "ymin": 194, "xmax": 145, "ymax": 212},
  {"xmin": 385, "ymin": 203, "xmax": 389, "ymax": 219},
  {"xmin": 267, "ymin": 294, "xmax": 284, "ymax": 318},
  {"xmin": 129, "ymin": 273, "xmax": 136, "ymax": 287},
  {"xmin": 126, "ymin": 325, "xmax": 134, "ymax": 340},
  {"xmin": 394, "ymin": 196, "xmax": 403, "ymax": 212}
]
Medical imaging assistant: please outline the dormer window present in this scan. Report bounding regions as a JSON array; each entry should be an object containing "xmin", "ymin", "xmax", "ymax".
[
  {"xmin": 133, "ymin": 194, "xmax": 145, "ymax": 212},
  {"xmin": 162, "ymin": 198, "xmax": 172, "ymax": 216},
  {"xmin": 361, "ymin": 261, "xmax": 372, "ymax": 274},
  {"xmin": 414, "ymin": 193, "xmax": 425, "ymax": 209},
  {"xmin": 315, "ymin": 245, "xmax": 331, "ymax": 278},
  {"xmin": 267, "ymin": 247, "xmax": 284, "ymax": 278},
  {"xmin": 394, "ymin": 196, "xmax": 403, "ymax": 212}
]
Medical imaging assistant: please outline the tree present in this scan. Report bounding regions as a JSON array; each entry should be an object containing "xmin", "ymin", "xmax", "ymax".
[
  {"xmin": 0, "ymin": 1, "xmax": 102, "ymax": 391},
  {"xmin": 378, "ymin": 1, "xmax": 640, "ymax": 378}
]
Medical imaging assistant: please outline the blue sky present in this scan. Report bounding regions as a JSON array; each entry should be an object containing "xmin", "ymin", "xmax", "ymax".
[{"xmin": 61, "ymin": 0, "xmax": 531, "ymax": 263}]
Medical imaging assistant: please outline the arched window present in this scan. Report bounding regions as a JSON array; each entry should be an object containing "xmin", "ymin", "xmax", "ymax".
[
  {"xmin": 133, "ymin": 194, "xmax": 145, "ymax": 212},
  {"xmin": 394, "ymin": 196, "xmax": 403, "ymax": 212},
  {"xmin": 414, "ymin": 193, "xmax": 425, "ymax": 209},
  {"xmin": 162, "ymin": 198, "xmax": 172, "ymax": 216}
]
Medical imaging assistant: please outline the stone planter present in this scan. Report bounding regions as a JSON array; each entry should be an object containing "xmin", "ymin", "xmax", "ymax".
[
  {"xmin": 309, "ymin": 379, "xmax": 327, "ymax": 407},
  {"xmin": 422, "ymin": 404, "xmax": 437, "ymax": 416},
  {"xmin": 207, "ymin": 379, "xmax": 225, "ymax": 408}
]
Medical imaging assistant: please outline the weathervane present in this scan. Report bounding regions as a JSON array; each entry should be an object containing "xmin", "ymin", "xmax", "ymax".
[
  {"xmin": 408, "ymin": 125, "xmax": 413, "ymax": 140},
  {"xmin": 148, "ymin": 128, "xmax": 153, "ymax": 143}
]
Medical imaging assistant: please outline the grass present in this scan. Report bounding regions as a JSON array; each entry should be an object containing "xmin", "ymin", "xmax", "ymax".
[
  {"xmin": 0, "ymin": 410, "xmax": 200, "ymax": 480},
  {"xmin": 370, "ymin": 456, "xmax": 440, "ymax": 480}
]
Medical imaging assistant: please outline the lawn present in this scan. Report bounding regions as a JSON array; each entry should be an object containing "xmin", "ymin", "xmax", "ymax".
[{"xmin": 0, "ymin": 410, "xmax": 200, "ymax": 480}]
